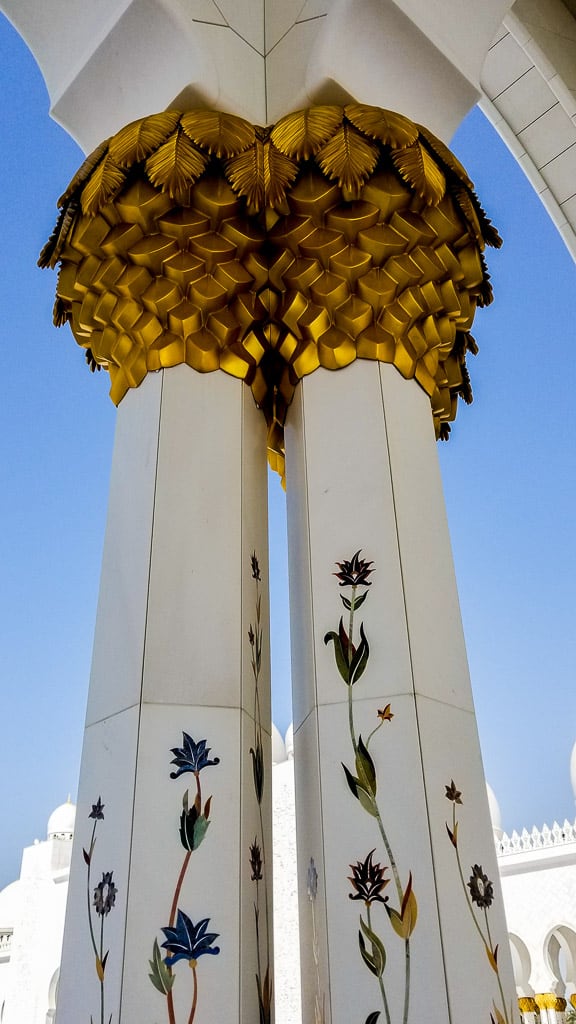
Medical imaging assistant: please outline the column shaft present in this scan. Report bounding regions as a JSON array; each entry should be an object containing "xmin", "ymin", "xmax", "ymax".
[
  {"xmin": 56, "ymin": 366, "xmax": 273, "ymax": 1024},
  {"xmin": 285, "ymin": 360, "xmax": 516, "ymax": 1024}
]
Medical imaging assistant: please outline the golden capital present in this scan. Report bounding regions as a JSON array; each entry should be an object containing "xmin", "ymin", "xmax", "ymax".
[
  {"xmin": 535, "ymin": 992, "xmax": 564, "ymax": 1010},
  {"xmin": 517, "ymin": 996, "xmax": 537, "ymax": 1013},
  {"xmin": 41, "ymin": 105, "xmax": 500, "ymax": 476}
]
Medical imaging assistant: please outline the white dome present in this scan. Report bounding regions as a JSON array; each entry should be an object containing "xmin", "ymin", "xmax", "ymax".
[
  {"xmin": 570, "ymin": 741, "xmax": 576, "ymax": 803},
  {"xmin": 486, "ymin": 782, "xmax": 502, "ymax": 836},
  {"xmin": 272, "ymin": 723, "xmax": 287, "ymax": 764},
  {"xmin": 47, "ymin": 799, "xmax": 76, "ymax": 839},
  {"xmin": 285, "ymin": 723, "xmax": 294, "ymax": 759}
]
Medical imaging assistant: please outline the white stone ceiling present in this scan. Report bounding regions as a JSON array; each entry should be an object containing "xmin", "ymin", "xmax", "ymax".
[{"xmin": 480, "ymin": 0, "xmax": 576, "ymax": 260}]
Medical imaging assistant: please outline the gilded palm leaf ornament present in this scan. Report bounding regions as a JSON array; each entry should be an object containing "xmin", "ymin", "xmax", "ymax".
[{"xmin": 41, "ymin": 104, "xmax": 500, "ymax": 479}]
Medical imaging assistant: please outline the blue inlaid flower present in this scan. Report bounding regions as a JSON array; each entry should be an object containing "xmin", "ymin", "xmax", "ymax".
[
  {"xmin": 169, "ymin": 733, "xmax": 220, "ymax": 779},
  {"xmin": 161, "ymin": 910, "xmax": 220, "ymax": 967}
]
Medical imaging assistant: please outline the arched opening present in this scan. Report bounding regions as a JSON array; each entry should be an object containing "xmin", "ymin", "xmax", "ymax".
[
  {"xmin": 510, "ymin": 933, "xmax": 534, "ymax": 997},
  {"xmin": 545, "ymin": 926, "xmax": 576, "ymax": 1000},
  {"xmin": 45, "ymin": 968, "xmax": 59, "ymax": 1023}
]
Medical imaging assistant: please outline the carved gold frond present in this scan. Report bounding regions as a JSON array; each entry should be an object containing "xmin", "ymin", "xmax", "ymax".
[
  {"xmin": 180, "ymin": 109, "xmax": 255, "ymax": 158},
  {"xmin": 316, "ymin": 124, "xmax": 379, "ymax": 193},
  {"xmin": 451, "ymin": 184, "xmax": 484, "ymax": 250},
  {"xmin": 80, "ymin": 155, "xmax": 127, "ymax": 216},
  {"xmin": 390, "ymin": 140, "xmax": 446, "ymax": 205},
  {"xmin": 58, "ymin": 138, "xmax": 110, "ymax": 208},
  {"xmin": 225, "ymin": 140, "xmax": 298, "ymax": 209},
  {"xmin": 108, "ymin": 111, "xmax": 181, "ymax": 167},
  {"xmin": 416, "ymin": 125, "xmax": 473, "ymax": 188},
  {"xmin": 145, "ymin": 128, "xmax": 208, "ymax": 199},
  {"xmin": 270, "ymin": 106, "xmax": 343, "ymax": 160},
  {"xmin": 345, "ymin": 104, "xmax": 418, "ymax": 148},
  {"xmin": 38, "ymin": 200, "xmax": 79, "ymax": 269}
]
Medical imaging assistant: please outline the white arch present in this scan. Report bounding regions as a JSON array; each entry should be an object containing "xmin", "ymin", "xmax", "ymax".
[{"xmin": 510, "ymin": 932, "xmax": 534, "ymax": 997}]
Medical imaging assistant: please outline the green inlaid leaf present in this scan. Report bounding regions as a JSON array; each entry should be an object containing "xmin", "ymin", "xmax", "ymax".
[
  {"xmin": 324, "ymin": 629, "xmax": 350, "ymax": 683},
  {"xmin": 149, "ymin": 938, "xmax": 174, "ymax": 994},
  {"xmin": 340, "ymin": 590, "xmax": 367, "ymax": 612},
  {"xmin": 355, "ymin": 736, "xmax": 377, "ymax": 797},
  {"xmin": 342, "ymin": 763, "xmax": 377, "ymax": 816},
  {"xmin": 360, "ymin": 914, "xmax": 386, "ymax": 977},
  {"xmin": 350, "ymin": 623, "xmax": 369, "ymax": 684}
]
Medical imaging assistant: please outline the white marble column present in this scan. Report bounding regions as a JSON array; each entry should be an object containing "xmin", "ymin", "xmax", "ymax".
[
  {"xmin": 285, "ymin": 360, "xmax": 517, "ymax": 1024},
  {"xmin": 56, "ymin": 365, "xmax": 273, "ymax": 1024}
]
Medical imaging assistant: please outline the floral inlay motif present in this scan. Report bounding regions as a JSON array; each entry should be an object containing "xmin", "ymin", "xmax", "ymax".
[
  {"xmin": 83, "ymin": 797, "xmax": 117, "ymax": 1024},
  {"xmin": 445, "ymin": 782, "xmax": 515, "ymax": 1024},
  {"xmin": 325, "ymin": 551, "xmax": 417, "ymax": 1024},
  {"xmin": 149, "ymin": 732, "xmax": 221, "ymax": 1024},
  {"xmin": 248, "ymin": 552, "xmax": 272, "ymax": 1024}
]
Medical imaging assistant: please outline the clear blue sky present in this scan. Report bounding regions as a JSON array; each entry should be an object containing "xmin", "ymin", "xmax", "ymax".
[{"xmin": 1, "ymin": 13, "xmax": 575, "ymax": 891}]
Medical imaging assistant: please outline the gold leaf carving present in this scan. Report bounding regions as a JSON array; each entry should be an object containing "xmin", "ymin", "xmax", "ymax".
[
  {"xmin": 271, "ymin": 106, "xmax": 343, "ymax": 160},
  {"xmin": 180, "ymin": 110, "xmax": 255, "ymax": 158},
  {"xmin": 225, "ymin": 141, "xmax": 265, "ymax": 208},
  {"xmin": 225, "ymin": 141, "xmax": 298, "ymax": 208},
  {"xmin": 345, "ymin": 104, "xmax": 418, "ymax": 148},
  {"xmin": 265, "ymin": 144, "xmax": 299, "ymax": 207},
  {"xmin": 80, "ymin": 156, "xmax": 127, "ymax": 216},
  {"xmin": 416, "ymin": 125, "xmax": 473, "ymax": 188},
  {"xmin": 58, "ymin": 139, "xmax": 110, "ymax": 207},
  {"xmin": 145, "ymin": 128, "xmax": 208, "ymax": 199},
  {"xmin": 109, "ymin": 111, "xmax": 181, "ymax": 167},
  {"xmin": 451, "ymin": 184, "xmax": 483, "ymax": 249},
  {"xmin": 391, "ymin": 141, "xmax": 446, "ymax": 205},
  {"xmin": 316, "ymin": 124, "xmax": 378, "ymax": 193}
]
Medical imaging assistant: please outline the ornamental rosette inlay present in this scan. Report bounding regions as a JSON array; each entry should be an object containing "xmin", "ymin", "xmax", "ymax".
[{"xmin": 40, "ymin": 105, "xmax": 501, "ymax": 477}]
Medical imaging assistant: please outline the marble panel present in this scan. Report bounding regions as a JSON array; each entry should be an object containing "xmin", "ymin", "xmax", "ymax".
[
  {"xmin": 240, "ymin": 389, "xmax": 272, "ymax": 730},
  {"xmin": 316, "ymin": 695, "xmax": 450, "ymax": 1024},
  {"xmin": 482, "ymin": 32, "xmax": 534, "ymax": 100},
  {"xmin": 285, "ymin": 362, "xmax": 414, "ymax": 729},
  {"xmin": 414, "ymin": 694, "xmax": 517, "ymax": 1024},
  {"xmin": 86, "ymin": 372, "xmax": 161, "ymax": 726},
  {"xmin": 121, "ymin": 702, "xmax": 247, "ymax": 1023},
  {"xmin": 265, "ymin": 18, "xmax": 327, "ymax": 124},
  {"xmin": 292, "ymin": 709, "xmax": 331, "ymax": 1024},
  {"xmin": 142, "ymin": 367, "xmax": 267, "ymax": 712},
  {"xmin": 378, "ymin": 363, "xmax": 476, "ymax": 712},
  {"xmin": 519, "ymin": 103, "xmax": 576, "ymax": 169},
  {"xmin": 495, "ymin": 68, "xmax": 557, "ymax": 134},
  {"xmin": 540, "ymin": 142, "xmax": 576, "ymax": 202},
  {"xmin": 56, "ymin": 705, "xmax": 140, "ymax": 1023}
]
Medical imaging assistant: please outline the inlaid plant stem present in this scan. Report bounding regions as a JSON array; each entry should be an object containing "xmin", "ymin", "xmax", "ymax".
[
  {"xmin": 149, "ymin": 733, "xmax": 220, "ymax": 1024},
  {"xmin": 445, "ymin": 782, "xmax": 512, "ymax": 1024},
  {"xmin": 248, "ymin": 551, "xmax": 272, "ymax": 1024},
  {"xmin": 325, "ymin": 552, "xmax": 417, "ymax": 1024},
  {"xmin": 83, "ymin": 797, "xmax": 117, "ymax": 1024}
]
